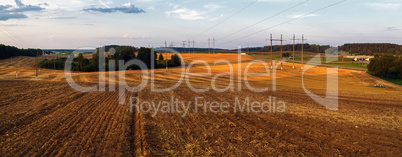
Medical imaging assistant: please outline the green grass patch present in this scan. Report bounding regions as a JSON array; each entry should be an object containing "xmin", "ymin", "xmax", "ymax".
[
  {"xmin": 366, "ymin": 72, "xmax": 402, "ymax": 85},
  {"xmin": 56, "ymin": 51, "xmax": 73, "ymax": 55},
  {"xmin": 255, "ymin": 53, "xmax": 369, "ymax": 70},
  {"xmin": 383, "ymin": 79, "xmax": 402, "ymax": 85},
  {"xmin": 372, "ymin": 86, "xmax": 386, "ymax": 88},
  {"xmin": 195, "ymin": 50, "xmax": 238, "ymax": 54},
  {"xmin": 325, "ymin": 62, "xmax": 368, "ymax": 69}
]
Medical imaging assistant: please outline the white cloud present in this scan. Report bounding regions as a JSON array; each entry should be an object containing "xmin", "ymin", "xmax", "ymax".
[
  {"xmin": 122, "ymin": 34, "xmax": 151, "ymax": 39},
  {"xmin": 83, "ymin": 3, "xmax": 145, "ymax": 14},
  {"xmin": 290, "ymin": 13, "xmax": 318, "ymax": 19},
  {"xmin": 165, "ymin": 2, "xmax": 225, "ymax": 21},
  {"xmin": 208, "ymin": 14, "xmax": 224, "ymax": 21},
  {"xmin": 46, "ymin": 16, "xmax": 77, "ymax": 19},
  {"xmin": 365, "ymin": 3, "xmax": 401, "ymax": 9},
  {"xmin": 0, "ymin": 0, "xmax": 45, "ymax": 21},
  {"xmin": 204, "ymin": 3, "xmax": 223, "ymax": 11},
  {"xmin": 166, "ymin": 8, "xmax": 205, "ymax": 20},
  {"xmin": 122, "ymin": 2, "xmax": 132, "ymax": 7}
]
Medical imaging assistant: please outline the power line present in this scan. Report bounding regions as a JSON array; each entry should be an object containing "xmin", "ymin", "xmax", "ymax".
[
  {"xmin": 220, "ymin": 0, "xmax": 311, "ymax": 41},
  {"xmin": 0, "ymin": 29, "xmax": 20, "ymax": 47},
  {"xmin": 0, "ymin": 22, "xmax": 33, "ymax": 48},
  {"xmin": 189, "ymin": 0, "xmax": 258, "ymax": 40},
  {"xmin": 220, "ymin": 0, "xmax": 347, "ymax": 46},
  {"xmin": 0, "ymin": 23, "xmax": 29, "ymax": 47}
]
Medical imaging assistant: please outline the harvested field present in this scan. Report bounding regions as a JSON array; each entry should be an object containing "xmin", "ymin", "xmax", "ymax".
[
  {"xmin": 0, "ymin": 80, "xmax": 136, "ymax": 156},
  {"xmin": 0, "ymin": 54, "xmax": 401, "ymax": 156}
]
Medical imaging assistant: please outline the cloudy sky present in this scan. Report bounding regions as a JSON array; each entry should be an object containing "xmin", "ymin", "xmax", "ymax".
[{"xmin": 0, "ymin": 0, "xmax": 401, "ymax": 49}]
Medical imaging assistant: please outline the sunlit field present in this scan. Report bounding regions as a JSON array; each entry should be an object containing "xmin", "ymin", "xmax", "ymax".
[{"xmin": 0, "ymin": 54, "xmax": 400, "ymax": 156}]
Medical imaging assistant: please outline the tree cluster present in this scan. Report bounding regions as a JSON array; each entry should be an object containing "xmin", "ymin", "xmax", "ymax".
[
  {"xmin": 39, "ymin": 47, "xmax": 181, "ymax": 72},
  {"xmin": 282, "ymin": 52, "xmax": 291, "ymax": 57},
  {"xmin": 339, "ymin": 43, "xmax": 401, "ymax": 55},
  {"xmin": 39, "ymin": 58, "xmax": 67, "ymax": 70},
  {"xmin": 367, "ymin": 54, "xmax": 402, "ymax": 79},
  {"xmin": 0, "ymin": 44, "xmax": 42, "ymax": 59}
]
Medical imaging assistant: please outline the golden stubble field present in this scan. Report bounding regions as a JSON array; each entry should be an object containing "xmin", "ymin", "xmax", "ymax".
[{"xmin": 0, "ymin": 53, "xmax": 401, "ymax": 156}]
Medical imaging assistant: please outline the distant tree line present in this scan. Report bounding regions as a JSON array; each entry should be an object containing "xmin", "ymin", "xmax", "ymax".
[
  {"xmin": 0, "ymin": 44, "xmax": 42, "ymax": 59},
  {"xmin": 339, "ymin": 43, "xmax": 401, "ymax": 55},
  {"xmin": 39, "ymin": 47, "xmax": 181, "ymax": 72},
  {"xmin": 367, "ymin": 54, "xmax": 402, "ymax": 79},
  {"xmin": 246, "ymin": 44, "xmax": 330, "ymax": 53}
]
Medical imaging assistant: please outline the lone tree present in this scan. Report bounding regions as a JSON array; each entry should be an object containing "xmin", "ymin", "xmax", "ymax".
[
  {"xmin": 92, "ymin": 50, "xmax": 99, "ymax": 71},
  {"xmin": 169, "ymin": 54, "xmax": 181, "ymax": 67},
  {"xmin": 158, "ymin": 53, "xmax": 164, "ymax": 61},
  {"xmin": 78, "ymin": 53, "xmax": 84, "ymax": 71}
]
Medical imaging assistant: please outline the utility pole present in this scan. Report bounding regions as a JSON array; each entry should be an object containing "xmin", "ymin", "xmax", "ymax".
[
  {"xmin": 208, "ymin": 38, "xmax": 211, "ymax": 54},
  {"xmin": 169, "ymin": 42, "xmax": 174, "ymax": 52},
  {"xmin": 188, "ymin": 40, "xmax": 190, "ymax": 53},
  {"xmin": 280, "ymin": 34, "xmax": 283, "ymax": 70},
  {"xmin": 293, "ymin": 34, "xmax": 295, "ymax": 69},
  {"xmin": 302, "ymin": 34, "xmax": 304, "ymax": 69},
  {"xmin": 271, "ymin": 34, "xmax": 282, "ymax": 70},
  {"xmin": 182, "ymin": 41, "xmax": 186, "ymax": 53},
  {"xmin": 54, "ymin": 56, "xmax": 56, "ymax": 74},
  {"xmin": 270, "ymin": 34, "xmax": 273, "ymax": 69},
  {"xmin": 292, "ymin": 35, "xmax": 307, "ymax": 70},
  {"xmin": 165, "ymin": 40, "xmax": 168, "ymax": 70},
  {"xmin": 39, "ymin": 55, "xmax": 41, "ymax": 73},
  {"xmin": 213, "ymin": 38, "xmax": 215, "ymax": 54},
  {"xmin": 193, "ymin": 40, "xmax": 195, "ymax": 54},
  {"xmin": 36, "ymin": 50, "xmax": 38, "ymax": 80},
  {"xmin": 16, "ymin": 60, "xmax": 18, "ymax": 79}
]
